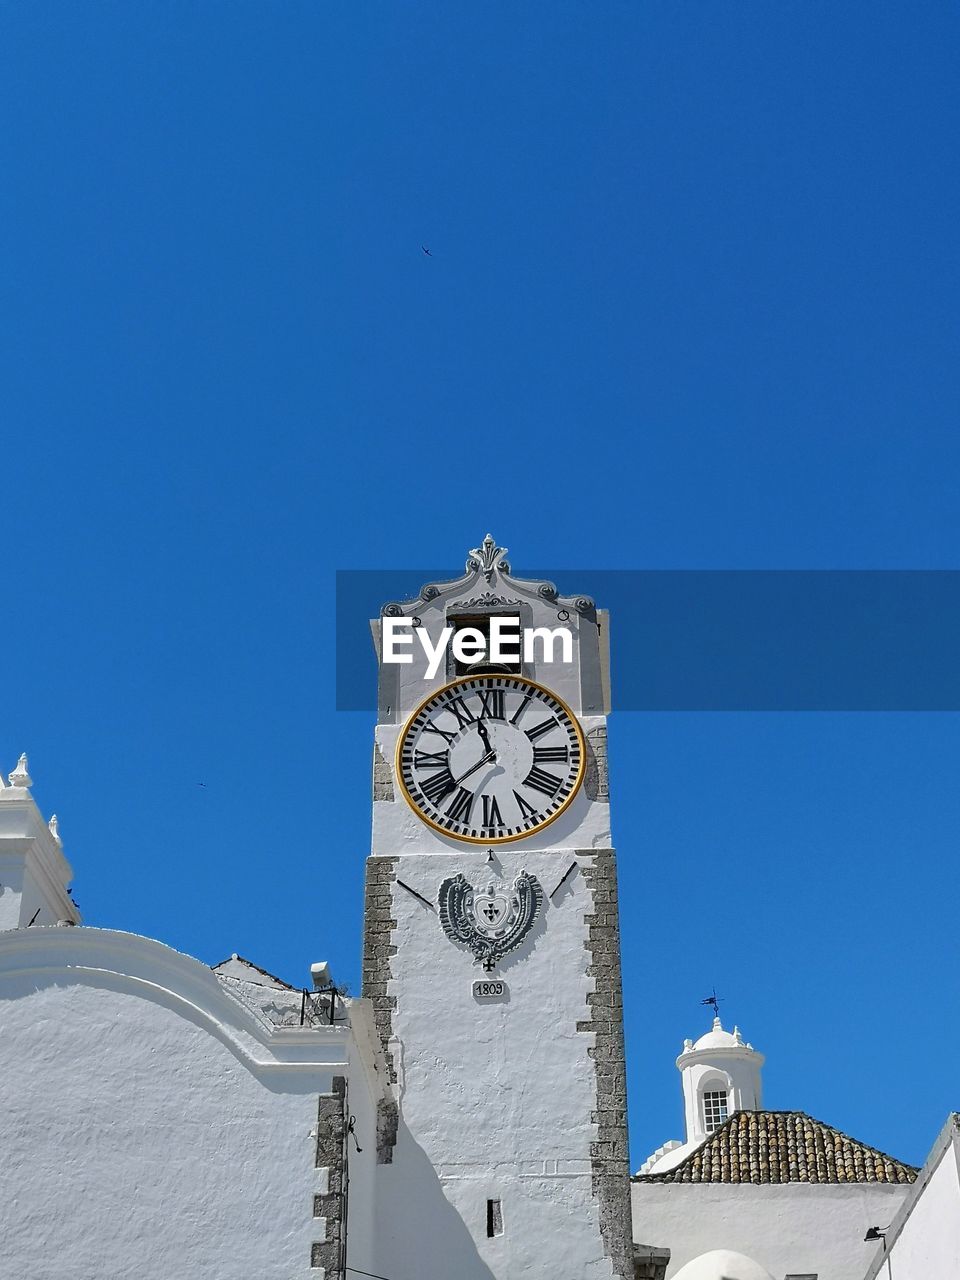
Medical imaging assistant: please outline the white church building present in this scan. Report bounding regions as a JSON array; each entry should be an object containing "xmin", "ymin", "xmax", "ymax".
[
  {"xmin": 0, "ymin": 537, "xmax": 956, "ymax": 1280},
  {"xmin": 632, "ymin": 1017, "xmax": 921, "ymax": 1279}
]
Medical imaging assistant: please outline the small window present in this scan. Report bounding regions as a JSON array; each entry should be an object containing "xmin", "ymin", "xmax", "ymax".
[
  {"xmin": 486, "ymin": 1198, "xmax": 503, "ymax": 1237},
  {"xmin": 703, "ymin": 1089, "xmax": 728, "ymax": 1133}
]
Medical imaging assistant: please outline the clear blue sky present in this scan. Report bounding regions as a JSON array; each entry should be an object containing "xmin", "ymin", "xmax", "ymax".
[{"xmin": 2, "ymin": 3, "xmax": 958, "ymax": 1169}]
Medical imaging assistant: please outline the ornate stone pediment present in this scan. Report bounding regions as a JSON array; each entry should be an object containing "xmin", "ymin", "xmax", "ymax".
[{"xmin": 380, "ymin": 533, "xmax": 595, "ymax": 619}]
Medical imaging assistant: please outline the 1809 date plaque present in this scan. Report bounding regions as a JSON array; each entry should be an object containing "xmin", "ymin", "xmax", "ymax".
[{"xmin": 472, "ymin": 979, "xmax": 508, "ymax": 1000}]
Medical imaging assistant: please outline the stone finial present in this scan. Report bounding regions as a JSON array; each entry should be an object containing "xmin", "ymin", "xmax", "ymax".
[
  {"xmin": 8, "ymin": 754, "xmax": 32, "ymax": 789},
  {"xmin": 683, "ymin": 1038, "xmax": 694, "ymax": 1052},
  {"xmin": 466, "ymin": 533, "xmax": 509, "ymax": 582},
  {"xmin": 733, "ymin": 1025, "xmax": 744, "ymax": 1045},
  {"xmin": 48, "ymin": 814, "xmax": 61, "ymax": 845}
]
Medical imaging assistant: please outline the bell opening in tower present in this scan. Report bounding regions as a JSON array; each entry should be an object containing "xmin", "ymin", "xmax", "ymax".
[{"xmin": 447, "ymin": 612, "xmax": 523, "ymax": 677}]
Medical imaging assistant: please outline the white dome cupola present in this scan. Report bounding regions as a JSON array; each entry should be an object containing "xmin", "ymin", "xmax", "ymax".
[
  {"xmin": 637, "ymin": 1015, "xmax": 765, "ymax": 1176},
  {"xmin": 679, "ymin": 1017, "xmax": 764, "ymax": 1148}
]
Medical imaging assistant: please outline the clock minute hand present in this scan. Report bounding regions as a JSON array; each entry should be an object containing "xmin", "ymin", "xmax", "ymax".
[{"xmin": 451, "ymin": 748, "xmax": 497, "ymax": 788}]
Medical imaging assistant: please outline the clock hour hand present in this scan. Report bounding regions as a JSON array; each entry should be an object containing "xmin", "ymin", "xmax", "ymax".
[
  {"xmin": 476, "ymin": 716, "xmax": 492, "ymax": 751},
  {"xmin": 451, "ymin": 748, "xmax": 497, "ymax": 788}
]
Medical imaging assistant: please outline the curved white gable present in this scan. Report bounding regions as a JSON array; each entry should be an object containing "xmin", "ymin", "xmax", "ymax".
[
  {"xmin": 0, "ymin": 927, "xmax": 384, "ymax": 1280},
  {"xmin": 0, "ymin": 925, "xmax": 353, "ymax": 1075}
]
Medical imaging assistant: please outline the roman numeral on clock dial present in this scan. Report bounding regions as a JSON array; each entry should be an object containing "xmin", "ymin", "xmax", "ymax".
[
  {"xmin": 524, "ymin": 765, "xmax": 563, "ymax": 797},
  {"xmin": 482, "ymin": 793, "xmax": 505, "ymax": 828},
  {"xmin": 445, "ymin": 695, "xmax": 475, "ymax": 728},
  {"xmin": 420, "ymin": 768, "xmax": 456, "ymax": 805},
  {"xmin": 477, "ymin": 688, "xmax": 505, "ymax": 719},
  {"xmin": 525, "ymin": 717, "xmax": 557, "ymax": 741},
  {"xmin": 514, "ymin": 790, "xmax": 539, "ymax": 821},
  {"xmin": 422, "ymin": 721, "xmax": 457, "ymax": 745},
  {"xmin": 414, "ymin": 749, "xmax": 449, "ymax": 770},
  {"xmin": 509, "ymin": 694, "xmax": 532, "ymax": 725},
  {"xmin": 533, "ymin": 744, "xmax": 569, "ymax": 763},
  {"xmin": 445, "ymin": 787, "xmax": 474, "ymax": 824}
]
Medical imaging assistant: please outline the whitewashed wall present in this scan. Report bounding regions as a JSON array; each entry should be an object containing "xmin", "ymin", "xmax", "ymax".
[
  {"xmin": 863, "ymin": 1115, "xmax": 960, "ymax": 1280},
  {"xmin": 631, "ymin": 1181, "xmax": 910, "ymax": 1280},
  {"xmin": 0, "ymin": 927, "xmax": 380, "ymax": 1280},
  {"xmin": 371, "ymin": 846, "xmax": 619, "ymax": 1280}
]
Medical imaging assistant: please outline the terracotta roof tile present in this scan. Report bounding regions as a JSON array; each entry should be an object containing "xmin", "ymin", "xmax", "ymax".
[{"xmin": 633, "ymin": 1111, "xmax": 918, "ymax": 1185}]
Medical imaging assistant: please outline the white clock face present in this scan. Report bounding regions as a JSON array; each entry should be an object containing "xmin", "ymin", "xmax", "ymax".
[{"xmin": 396, "ymin": 675, "xmax": 585, "ymax": 843}]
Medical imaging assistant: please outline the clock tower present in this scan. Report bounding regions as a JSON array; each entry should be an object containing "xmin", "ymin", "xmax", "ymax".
[{"xmin": 362, "ymin": 536, "xmax": 633, "ymax": 1280}]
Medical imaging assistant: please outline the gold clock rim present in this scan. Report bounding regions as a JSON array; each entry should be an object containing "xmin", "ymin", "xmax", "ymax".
[{"xmin": 394, "ymin": 672, "xmax": 587, "ymax": 845}]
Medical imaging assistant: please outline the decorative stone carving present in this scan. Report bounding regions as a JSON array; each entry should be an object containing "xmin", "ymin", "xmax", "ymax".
[
  {"xmin": 438, "ymin": 872, "xmax": 543, "ymax": 966},
  {"xmin": 449, "ymin": 592, "xmax": 521, "ymax": 609},
  {"xmin": 466, "ymin": 533, "xmax": 510, "ymax": 582}
]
